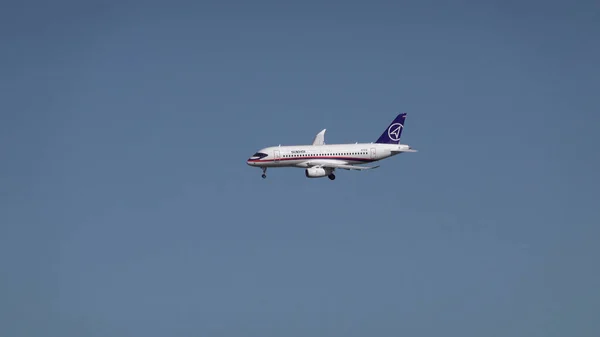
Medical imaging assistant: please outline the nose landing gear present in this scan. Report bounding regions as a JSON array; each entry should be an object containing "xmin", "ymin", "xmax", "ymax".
[{"xmin": 261, "ymin": 168, "xmax": 267, "ymax": 179}]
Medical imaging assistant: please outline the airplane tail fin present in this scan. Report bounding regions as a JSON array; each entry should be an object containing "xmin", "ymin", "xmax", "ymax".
[{"xmin": 375, "ymin": 113, "xmax": 407, "ymax": 144}]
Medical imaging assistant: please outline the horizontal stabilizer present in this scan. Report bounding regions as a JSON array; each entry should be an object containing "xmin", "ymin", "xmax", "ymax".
[{"xmin": 391, "ymin": 148, "xmax": 418, "ymax": 154}]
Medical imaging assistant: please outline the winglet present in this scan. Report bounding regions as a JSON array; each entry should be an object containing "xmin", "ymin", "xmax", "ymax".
[{"xmin": 312, "ymin": 129, "xmax": 326, "ymax": 145}]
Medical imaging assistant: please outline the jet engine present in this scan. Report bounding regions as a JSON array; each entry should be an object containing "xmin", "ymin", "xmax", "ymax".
[{"xmin": 305, "ymin": 167, "xmax": 331, "ymax": 178}]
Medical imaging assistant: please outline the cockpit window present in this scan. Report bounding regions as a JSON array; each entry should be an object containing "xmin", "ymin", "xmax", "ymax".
[{"xmin": 250, "ymin": 152, "xmax": 268, "ymax": 159}]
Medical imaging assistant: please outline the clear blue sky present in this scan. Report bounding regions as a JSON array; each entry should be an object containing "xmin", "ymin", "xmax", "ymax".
[{"xmin": 1, "ymin": 1, "xmax": 599, "ymax": 336}]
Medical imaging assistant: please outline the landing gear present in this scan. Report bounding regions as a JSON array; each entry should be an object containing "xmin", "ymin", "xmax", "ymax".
[
  {"xmin": 328, "ymin": 174, "xmax": 336, "ymax": 180},
  {"xmin": 261, "ymin": 168, "xmax": 267, "ymax": 179}
]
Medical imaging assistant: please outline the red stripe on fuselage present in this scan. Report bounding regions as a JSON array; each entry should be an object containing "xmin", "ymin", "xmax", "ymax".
[{"xmin": 247, "ymin": 156, "xmax": 373, "ymax": 163}]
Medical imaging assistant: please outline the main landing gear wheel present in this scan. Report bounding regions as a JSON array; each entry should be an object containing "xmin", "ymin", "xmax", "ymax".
[
  {"xmin": 328, "ymin": 174, "xmax": 336, "ymax": 180},
  {"xmin": 261, "ymin": 168, "xmax": 267, "ymax": 179}
]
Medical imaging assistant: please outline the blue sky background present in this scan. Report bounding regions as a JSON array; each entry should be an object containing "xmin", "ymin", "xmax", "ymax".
[{"xmin": 1, "ymin": 1, "xmax": 599, "ymax": 336}]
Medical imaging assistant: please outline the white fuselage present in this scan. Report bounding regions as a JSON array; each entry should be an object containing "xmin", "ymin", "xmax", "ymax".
[{"xmin": 247, "ymin": 143, "xmax": 411, "ymax": 168}]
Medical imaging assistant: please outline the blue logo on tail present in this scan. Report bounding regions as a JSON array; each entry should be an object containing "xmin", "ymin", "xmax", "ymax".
[{"xmin": 376, "ymin": 113, "xmax": 407, "ymax": 144}]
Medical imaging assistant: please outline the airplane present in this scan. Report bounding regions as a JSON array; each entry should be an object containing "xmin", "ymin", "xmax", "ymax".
[{"xmin": 246, "ymin": 113, "xmax": 417, "ymax": 180}]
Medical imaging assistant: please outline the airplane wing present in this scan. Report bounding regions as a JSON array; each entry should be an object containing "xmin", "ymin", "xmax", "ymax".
[
  {"xmin": 312, "ymin": 129, "xmax": 326, "ymax": 145},
  {"xmin": 323, "ymin": 163, "xmax": 380, "ymax": 170},
  {"xmin": 304, "ymin": 159, "xmax": 379, "ymax": 171}
]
